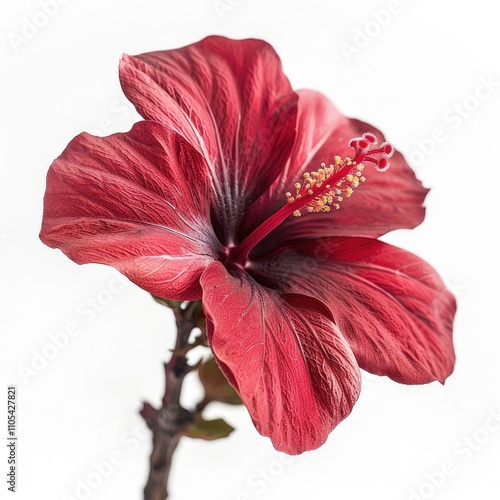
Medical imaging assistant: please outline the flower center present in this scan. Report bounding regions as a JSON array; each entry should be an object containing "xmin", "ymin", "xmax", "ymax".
[{"xmin": 230, "ymin": 132, "xmax": 394, "ymax": 265}]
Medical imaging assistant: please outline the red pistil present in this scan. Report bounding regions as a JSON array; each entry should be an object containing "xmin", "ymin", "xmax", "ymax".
[
  {"xmin": 231, "ymin": 133, "xmax": 394, "ymax": 265},
  {"xmin": 349, "ymin": 132, "xmax": 394, "ymax": 172}
]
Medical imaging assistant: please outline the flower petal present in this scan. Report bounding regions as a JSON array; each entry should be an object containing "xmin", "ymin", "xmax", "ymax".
[
  {"xmin": 40, "ymin": 121, "xmax": 218, "ymax": 300},
  {"xmin": 200, "ymin": 261, "xmax": 361, "ymax": 454},
  {"xmin": 246, "ymin": 89, "xmax": 428, "ymax": 252},
  {"xmin": 119, "ymin": 36, "xmax": 298, "ymax": 243},
  {"xmin": 251, "ymin": 238, "xmax": 456, "ymax": 384}
]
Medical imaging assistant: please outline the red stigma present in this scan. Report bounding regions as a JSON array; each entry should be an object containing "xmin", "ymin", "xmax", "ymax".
[{"xmin": 349, "ymin": 132, "xmax": 394, "ymax": 172}]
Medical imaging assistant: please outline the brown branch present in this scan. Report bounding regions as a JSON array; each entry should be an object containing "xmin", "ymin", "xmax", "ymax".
[{"xmin": 142, "ymin": 301, "xmax": 199, "ymax": 500}]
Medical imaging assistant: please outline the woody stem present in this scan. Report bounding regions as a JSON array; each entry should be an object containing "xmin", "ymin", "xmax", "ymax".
[{"xmin": 142, "ymin": 302, "xmax": 199, "ymax": 500}]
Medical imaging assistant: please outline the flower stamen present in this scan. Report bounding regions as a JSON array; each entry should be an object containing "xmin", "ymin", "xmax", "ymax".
[
  {"xmin": 231, "ymin": 132, "xmax": 394, "ymax": 264},
  {"xmin": 286, "ymin": 132, "xmax": 394, "ymax": 216}
]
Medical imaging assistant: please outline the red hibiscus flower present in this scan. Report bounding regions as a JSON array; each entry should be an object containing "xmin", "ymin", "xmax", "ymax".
[{"xmin": 40, "ymin": 36, "xmax": 455, "ymax": 454}]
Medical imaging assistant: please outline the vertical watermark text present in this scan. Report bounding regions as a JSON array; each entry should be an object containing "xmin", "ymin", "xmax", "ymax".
[{"xmin": 6, "ymin": 386, "xmax": 17, "ymax": 493}]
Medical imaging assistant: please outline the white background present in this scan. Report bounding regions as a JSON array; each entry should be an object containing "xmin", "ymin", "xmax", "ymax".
[{"xmin": 1, "ymin": 1, "xmax": 500, "ymax": 499}]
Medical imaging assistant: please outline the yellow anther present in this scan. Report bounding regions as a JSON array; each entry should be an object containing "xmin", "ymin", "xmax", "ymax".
[{"xmin": 285, "ymin": 154, "xmax": 367, "ymax": 216}]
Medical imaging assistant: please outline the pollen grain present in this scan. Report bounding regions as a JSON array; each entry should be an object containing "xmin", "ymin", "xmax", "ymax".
[
  {"xmin": 285, "ymin": 132, "xmax": 393, "ymax": 217},
  {"xmin": 286, "ymin": 158, "xmax": 366, "ymax": 217}
]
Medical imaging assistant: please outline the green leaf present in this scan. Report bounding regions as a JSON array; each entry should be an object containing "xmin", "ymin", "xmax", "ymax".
[
  {"xmin": 199, "ymin": 357, "xmax": 242, "ymax": 406},
  {"xmin": 151, "ymin": 295, "xmax": 183, "ymax": 310},
  {"xmin": 181, "ymin": 415, "xmax": 234, "ymax": 440}
]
